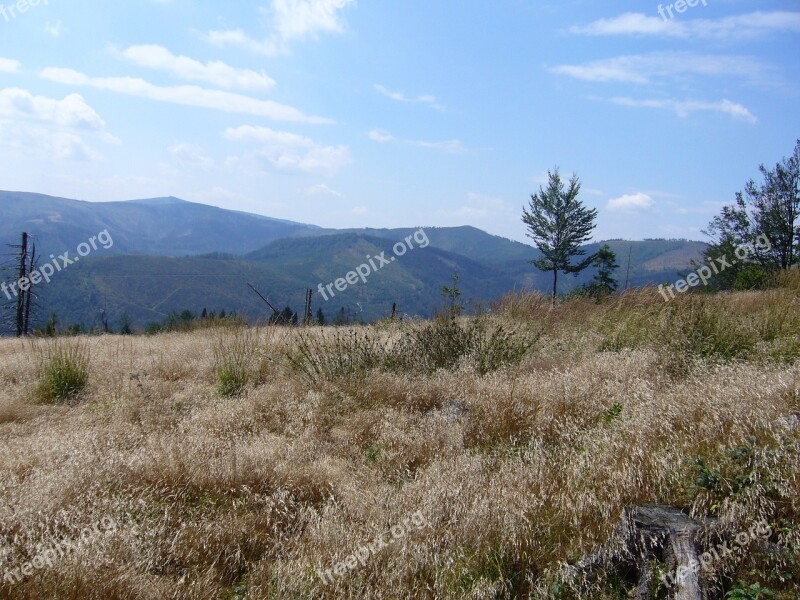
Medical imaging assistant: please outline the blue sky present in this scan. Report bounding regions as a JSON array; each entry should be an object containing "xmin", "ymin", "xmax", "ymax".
[{"xmin": 1, "ymin": 0, "xmax": 798, "ymax": 244}]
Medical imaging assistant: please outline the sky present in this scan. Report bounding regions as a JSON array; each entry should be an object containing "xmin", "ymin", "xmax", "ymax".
[{"xmin": 0, "ymin": 0, "xmax": 798, "ymax": 244}]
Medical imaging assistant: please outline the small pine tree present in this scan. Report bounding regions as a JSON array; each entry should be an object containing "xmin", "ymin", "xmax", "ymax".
[
  {"xmin": 316, "ymin": 307, "xmax": 326, "ymax": 326},
  {"xmin": 119, "ymin": 312, "xmax": 133, "ymax": 335},
  {"xmin": 334, "ymin": 307, "xmax": 348, "ymax": 326},
  {"xmin": 440, "ymin": 272, "xmax": 463, "ymax": 318},
  {"xmin": 44, "ymin": 312, "xmax": 58, "ymax": 337},
  {"xmin": 584, "ymin": 244, "xmax": 619, "ymax": 300}
]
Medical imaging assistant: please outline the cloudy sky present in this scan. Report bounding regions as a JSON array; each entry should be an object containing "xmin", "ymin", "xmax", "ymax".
[{"xmin": 1, "ymin": 0, "xmax": 798, "ymax": 243}]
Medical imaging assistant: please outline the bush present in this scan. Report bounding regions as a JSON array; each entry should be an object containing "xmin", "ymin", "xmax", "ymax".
[
  {"xmin": 394, "ymin": 317, "xmax": 480, "ymax": 373},
  {"xmin": 288, "ymin": 318, "xmax": 534, "ymax": 384},
  {"xmin": 725, "ymin": 582, "xmax": 773, "ymax": 599},
  {"xmin": 213, "ymin": 326, "xmax": 257, "ymax": 396},
  {"xmin": 664, "ymin": 299, "xmax": 757, "ymax": 361},
  {"xmin": 288, "ymin": 327, "xmax": 386, "ymax": 384},
  {"xmin": 33, "ymin": 338, "xmax": 90, "ymax": 403}
]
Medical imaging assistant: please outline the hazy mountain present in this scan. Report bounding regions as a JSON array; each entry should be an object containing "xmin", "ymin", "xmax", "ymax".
[
  {"xmin": 0, "ymin": 191, "xmax": 707, "ymax": 332},
  {"xmin": 25, "ymin": 235, "xmax": 516, "ymax": 329},
  {"xmin": 0, "ymin": 191, "xmax": 319, "ymax": 257},
  {"xmin": 306, "ymin": 226, "xmax": 536, "ymax": 264}
]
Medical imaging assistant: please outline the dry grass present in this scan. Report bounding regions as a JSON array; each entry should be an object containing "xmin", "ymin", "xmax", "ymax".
[{"xmin": 0, "ymin": 279, "xmax": 799, "ymax": 599}]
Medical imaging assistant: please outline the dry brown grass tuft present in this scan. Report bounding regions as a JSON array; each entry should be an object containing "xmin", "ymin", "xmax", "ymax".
[{"xmin": 0, "ymin": 284, "xmax": 798, "ymax": 598}]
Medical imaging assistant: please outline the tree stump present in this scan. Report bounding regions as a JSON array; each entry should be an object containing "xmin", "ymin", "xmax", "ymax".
[{"xmin": 565, "ymin": 504, "xmax": 716, "ymax": 600}]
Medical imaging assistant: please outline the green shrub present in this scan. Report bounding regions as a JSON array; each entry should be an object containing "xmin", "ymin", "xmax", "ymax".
[
  {"xmin": 725, "ymin": 582, "xmax": 773, "ymax": 599},
  {"xmin": 394, "ymin": 317, "xmax": 533, "ymax": 376},
  {"xmin": 667, "ymin": 300, "xmax": 757, "ymax": 360},
  {"xmin": 473, "ymin": 323, "xmax": 533, "ymax": 375},
  {"xmin": 601, "ymin": 403, "xmax": 623, "ymax": 424},
  {"xmin": 597, "ymin": 305, "xmax": 659, "ymax": 352},
  {"xmin": 33, "ymin": 338, "xmax": 90, "ymax": 403}
]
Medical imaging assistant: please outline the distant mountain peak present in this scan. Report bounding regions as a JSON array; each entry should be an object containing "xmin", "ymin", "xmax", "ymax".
[{"xmin": 125, "ymin": 196, "xmax": 187, "ymax": 206}]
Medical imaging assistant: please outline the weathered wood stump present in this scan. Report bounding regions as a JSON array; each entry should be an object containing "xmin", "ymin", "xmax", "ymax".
[{"xmin": 565, "ymin": 504, "xmax": 716, "ymax": 600}]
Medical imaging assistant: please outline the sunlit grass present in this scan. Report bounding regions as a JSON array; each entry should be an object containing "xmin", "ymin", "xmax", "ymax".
[{"xmin": 0, "ymin": 275, "xmax": 797, "ymax": 598}]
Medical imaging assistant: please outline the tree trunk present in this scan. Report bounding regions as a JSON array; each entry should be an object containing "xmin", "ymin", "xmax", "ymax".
[{"xmin": 552, "ymin": 268, "xmax": 558, "ymax": 306}]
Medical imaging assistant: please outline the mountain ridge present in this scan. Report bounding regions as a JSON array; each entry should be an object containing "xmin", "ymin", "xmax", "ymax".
[{"xmin": 0, "ymin": 191, "xmax": 707, "ymax": 332}]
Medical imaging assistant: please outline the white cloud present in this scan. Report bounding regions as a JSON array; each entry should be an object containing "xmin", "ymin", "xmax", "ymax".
[
  {"xmin": 530, "ymin": 172, "xmax": 550, "ymax": 185},
  {"xmin": 607, "ymin": 193, "xmax": 655, "ymax": 212},
  {"xmin": 409, "ymin": 139, "xmax": 467, "ymax": 154},
  {"xmin": 583, "ymin": 188, "xmax": 606, "ymax": 197},
  {"xmin": 169, "ymin": 143, "xmax": 215, "ymax": 168},
  {"xmin": 570, "ymin": 11, "xmax": 800, "ymax": 40},
  {"xmin": 549, "ymin": 53, "xmax": 768, "ymax": 85},
  {"xmin": 570, "ymin": 13, "xmax": 680, "ymax": 37},
  {"xmin": 368, "ymin": 128, "xmax": 464, "ymax": 153},
  {"xmin": 224, "ymin": 125, "xmax": 351, "ymax": 176},
  {"xmin": 0, "ymin": 88, "xmax": 114, "ymax": 161},
  {"xmin": 40, "ymin": 67, "xmax": 331, "ymax": 123},
  {"xmin": 121, "ymin": 45, "xmax": 275, "ymax": 91},
  {"xmin": 374, "ymin": 84, "xmax": 445, "ymax": 111},
  {"xmin": 436, "ymin": 192, "xmax": 517, "ymax": 230},
  {"xmin": 0, "ymin": 88, "xmax": 106, "ymax": 131},
  {"xmin": 368, "ymin": 128, "xmax": 394, "ymax": 143},
  {"xmin": 0, "ymin": 58, "xmax": 20, "ymax": 73},
  {"xmin": 305, "ymin": 183, "xmax": 342, "ymax": 197},
  {"xmin": 208, "ymin": 0, "xmax": 356, "ymax": 56},
  {"xmin": 451, "ymin": 192, "xmax": 507, "ymax": 219},
  {"xmin": 608, "ymin": 97, "xmax": 757, "ymax": 123},
  {"xmin": 44, "ymin": 20, "xmax": 66, "ymax": 38}
]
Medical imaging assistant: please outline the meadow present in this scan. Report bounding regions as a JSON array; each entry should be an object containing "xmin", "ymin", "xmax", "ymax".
[{"xmin": 0, "ymin": 275, "xmax": 798, "ymax": 599}]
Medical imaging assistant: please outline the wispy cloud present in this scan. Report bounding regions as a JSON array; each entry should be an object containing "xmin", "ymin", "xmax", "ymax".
[
  {"xmin": 570, "ymin": 11, "xmax": 800, "ymax": 40},
  {"xmin": 409, "ymin": 139, "xmax": 466, "ymax": 154},
  {"xmin": 169, "ymin": 143, "xmax": 215, "ymax": 168},
  {"xmin": 40, "ymin": 67, "xmax": 331, "ymax": 124},
  {"xmin": 224, "ymin": 125, "xmax": 351, "ymax": 176},
  {"xmin": 121, "ymin": 45, "xmax": 276, "ymax": 91},
  {"xmin": 607, "ymin": 96, "xmax": 757, "ymax": 123},
  {"xmin": 374, "ymin": 84, "xmax": 446, "ymax": 111},
  {"xmin": 368, "ymin": 128, "xmax": 394, "ymax": 143},
  {"xmin": 305, "ymin": 183, "xmax": 342, "ymax": 197},
  {"xmin": 549, "ymin": 52, "xmax": 770, "ymax": 85},
  {"xmin": 209, "ymin": 0, "xmax": 356, "ymax": 56},
  {"xmin": 368, "ymin": 127, "xmax": 466, "ymax": 154}
]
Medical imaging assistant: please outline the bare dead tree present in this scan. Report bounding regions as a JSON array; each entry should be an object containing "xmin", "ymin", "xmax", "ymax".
[{"xmin": 1, "ymin": 233, "xmax": 41, "ymax": 336}]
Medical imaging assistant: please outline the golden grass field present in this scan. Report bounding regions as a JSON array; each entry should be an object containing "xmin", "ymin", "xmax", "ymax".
[{"xmin": 0, "ymin": 277, "xmax": 798, "ymax": 599}]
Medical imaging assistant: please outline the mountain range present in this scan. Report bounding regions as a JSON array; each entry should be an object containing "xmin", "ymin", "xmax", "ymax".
[{"xmin": 0, "ymin": 191, "xmax": 706, "ymax": 331}]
